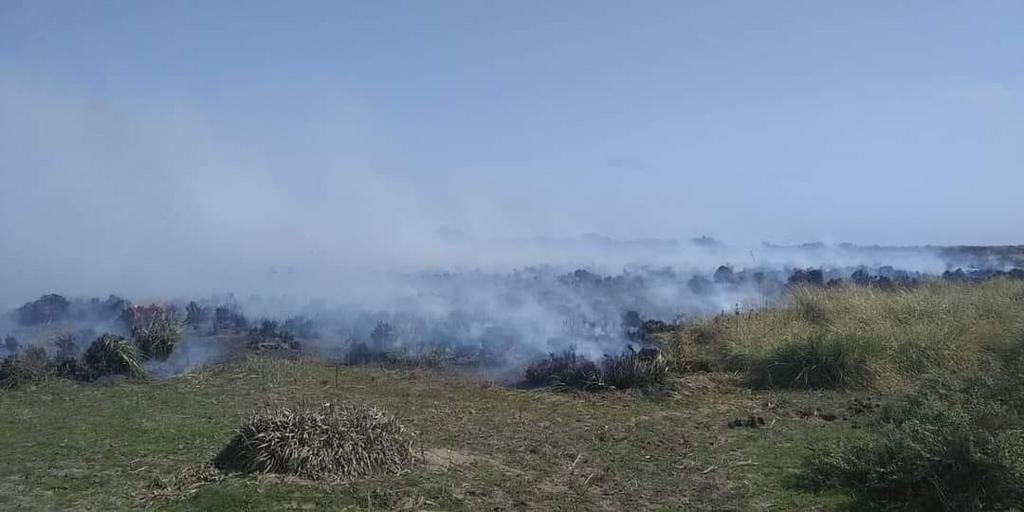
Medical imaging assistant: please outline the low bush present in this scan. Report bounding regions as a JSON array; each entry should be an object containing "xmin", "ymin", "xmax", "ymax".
[
  {"xmin": 212, "ymin": 305, "xmax": 248, "ymax": 333},
  {"xmin": 802, "ymin": 343, "xmax": 1024, "ymax": 511},
  {"xmin": 82, "ymin": 334, "xmax": 146, "ymax": 380},
  {"xmin": 283, "ymin": 315, "xmax": 318, "ymax": 339},
  {"xmin": 247, "ymin": 319, "xmax": 300, "ymax": 351},
  {"xmin": 3, "ymin": 335, "xmax": 20, "ymax": 354},
  {"xmin": 0, "ymin": 346, "xmax": 50, "ymax": 389},
  {"xmin": 524, "ymin": 347, "xmax": 668, "ymax": 391},
  {"xmin": 213, "ymin": 403, "xmax": 414, "ymax": 480},
  {"xmin": 15, "ymin": 294, "xmax": 70, "ymax": 325},
  {"xmin": 523, "ymin": 349, "xmax": 603, "ymax": 390}
]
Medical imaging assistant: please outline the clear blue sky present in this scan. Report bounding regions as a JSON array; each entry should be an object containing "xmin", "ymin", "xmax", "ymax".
[{"xmin": 1, "ymin": 0, "xmax": 1021, "ymax": 254}]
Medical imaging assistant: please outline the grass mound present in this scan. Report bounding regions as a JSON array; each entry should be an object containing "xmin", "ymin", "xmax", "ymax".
[
  {"xmin": 213, "ymin": 403, "xmax": 414, "ymax": 480},
  {"xmin": 82, "ymin": 334, "xmax": 146, "ymax": 380},
  {"xmin": 127, "ymin": 304, "xmax": 183, "ymax": 361}
]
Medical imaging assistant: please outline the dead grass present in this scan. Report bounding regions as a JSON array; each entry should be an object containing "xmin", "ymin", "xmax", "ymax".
[
  {"xmin": 666, "ymin": 278, "xmax": 1024, "ymax": 390},
  {"xmin": 213, "ymin": 402, "xmax": 414, "ymax": 480}
]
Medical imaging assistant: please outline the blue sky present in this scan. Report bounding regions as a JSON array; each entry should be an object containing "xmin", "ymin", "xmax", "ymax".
[{"xmin": 1, "ymin": 0, "xmax": 1021, "ymax": 265}]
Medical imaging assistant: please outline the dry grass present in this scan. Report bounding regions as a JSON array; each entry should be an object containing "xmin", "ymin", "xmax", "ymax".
[
  {"xmin": 522, "ymin": 350, "xmax": 603, "ymax": 390},
  {"xmin": 523, "ymin": 349, "xmax": 670, "ymax": 391},
  {"xmin": 213, "ymin": 402, "xmax": 414, "ymax": 480},
  {"xmin": 127, "ymin": 303, "xmax": 184, "ymax": 361},
  {"xmin": 666, "ymin": 278, "xmax": 1024, "ymax": 390},
  {"xmin": 601, "ymin": 349, "xmax": 670, "ymax": 390}
]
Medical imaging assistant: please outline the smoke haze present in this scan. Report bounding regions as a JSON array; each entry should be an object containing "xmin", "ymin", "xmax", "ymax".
[{"xmin": 1, "ymin": 2, "xmax": 1021, "ymax": 370}]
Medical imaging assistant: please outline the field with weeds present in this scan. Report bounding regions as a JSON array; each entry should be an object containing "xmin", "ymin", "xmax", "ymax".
[{"xmin": 2, "ymin": 278, "xmax": 1023, "ymax": 510}]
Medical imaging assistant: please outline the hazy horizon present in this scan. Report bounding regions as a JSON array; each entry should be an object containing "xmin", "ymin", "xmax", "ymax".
[{"xmin": 2, "ymin": 1, "xmax": 1022, "ymax": 302}]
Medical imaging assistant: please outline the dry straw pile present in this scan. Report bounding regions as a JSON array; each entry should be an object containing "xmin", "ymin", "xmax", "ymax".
[{"xmin": 214, "ymin": 403, "xmax": 414, "ymax": 480}]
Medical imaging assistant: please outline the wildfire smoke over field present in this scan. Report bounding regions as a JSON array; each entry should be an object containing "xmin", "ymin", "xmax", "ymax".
[{"xmin": 3, "ymin": 240, "xmax": 1021, "ymax": 383}]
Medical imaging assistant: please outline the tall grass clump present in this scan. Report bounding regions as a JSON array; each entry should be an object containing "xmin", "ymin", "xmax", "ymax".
[
  {"xmin": 214, "ymin": 403, "xmax": 414, "ymax": 480},
  {"xmin": 523, "ymin": 349, "xmax": 603, "ymax": 390},
  {"xmin": 127, "ymin": 304, "xmax": 183, "ymax": 361},
  {"xmin": 747, "ymin": 333, "xmax": 876, "ymax": 390},
  {"xmin": 601, "ymin": 349, "xmax": 669, "ymax": 390},
  {"xmin": 523, "ymin": 348, "xmax": 668, "ymax": 391},
  {"xmin": 82, "ymin": 334, "xmax": 146, "ymax": 380},
  {"xmin": 801, "ymin": 342, "xmax": 1024, "ymax": 511}
]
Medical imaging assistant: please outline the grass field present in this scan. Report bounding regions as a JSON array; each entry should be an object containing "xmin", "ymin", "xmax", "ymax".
[
  {"xmin": 0, "ymin": 357, "xmax": 867, "ymax": 511},
  {"xmin": 2, "ymin": 278, "xmax": 1023, "ymax": 511}
]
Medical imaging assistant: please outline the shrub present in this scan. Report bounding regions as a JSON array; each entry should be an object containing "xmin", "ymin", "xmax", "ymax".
[
  {"xmin": 185, "ymin": 301, "xmax": 208, "ymax": 326},
  {"xmin": 344, "ymin": 341, "xmax": 394, "ymax": 365},
  {"xmin": 212, "ymin": 306, "xmax": 248, "ymax": 333},
  {"xmin": 51, "ymin": 357, "xmax": 82, "ymax": 379},
  {"xmin": 523, "ymin": 349, "xmax": 603, "ymax": 390},
  {"xmin": 213, "ymin": 403, "xmax": 413, "ymax": 480},
  {"xmin": 53, "ymin": 332, "xmax": 78, "ymax": 360},
  {"xmin": 0, "ymin": 346, "xmax": 50, "ymax": 389},
  {"xmin": 601, "ymin": 348, "xmax": 669, "ymax": 389},
  {"xmin": 127, "ymin": 304, "xmax": 183, "ymax": 361},
  {"xmin": 82, "ymin": 334, "xmax": 146, "ymax": 380},
  {"xmin": 247, "ymin": 320, "xmax": 299, "ymax": 351},
  {"xmin": 15, "ymin": 294, "xmax": 70, "ymax": 325},
  {"xmin": 788, "ymin": 269, "xmax": 824, "ymax": 287},
  {"xmin": 622, "ymin": 310, "xmax": 645, "ymax": 343},
  {"xmin": 802, "ymin": 343, "xmax": 1024, "ymax": 511},
  {"xmin": 4, "ymin": 335, "xmax": 19, "ymax": 354},
  {"xmin": 747, "ymin": 334, "xmax": 874, "ymax": 390},
  {"xmin": 283, "ymin": 315, "xmax": 318, "ymax": 339},
  {"xmin": 371, "ymin": 321, "xmax": 395, "ymax": 347}
]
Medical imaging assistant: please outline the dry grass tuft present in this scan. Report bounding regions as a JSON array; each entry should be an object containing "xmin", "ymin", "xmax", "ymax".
[
  {"xmin": 213, "ymin": 403, "xmax": 414, "ymax": 480},
  {"xmin": 127, "ymin": 304, "xmax": 183, "ymax": 361},
  {"xmin": 523, "ymin": 350, "xmax": 603, "ymax": 390},
  {"xmin": 524, "ymin": 348, "xmax": 669, "ymax": 391},
  {"xmin": 601, "ymin": 349, "xmax": 670, "ymax": 390}
]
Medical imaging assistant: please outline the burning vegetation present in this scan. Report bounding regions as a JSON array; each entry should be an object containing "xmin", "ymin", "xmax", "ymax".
[{"xmin": 2, "ymin": 250, "xmax": 1024, "ymax": 510}]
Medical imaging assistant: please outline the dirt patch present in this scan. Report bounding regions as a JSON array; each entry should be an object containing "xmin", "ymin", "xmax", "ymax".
[{"xmin": 422, "ymin": 448, "xmax": 480, "ymax": 470}]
